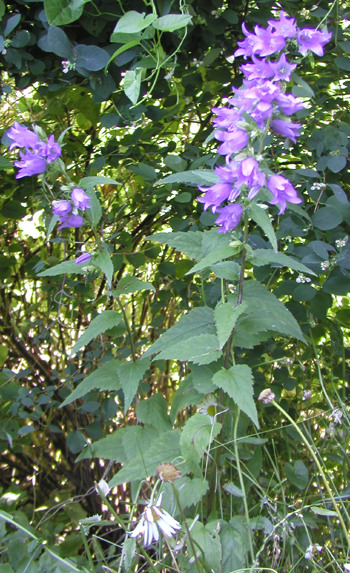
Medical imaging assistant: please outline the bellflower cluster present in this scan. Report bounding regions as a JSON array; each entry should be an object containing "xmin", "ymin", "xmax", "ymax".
[
  {"xmin": 52, "ymin": 187, "xmax": 91, "ymax": 230},
  {"xmin": 6, "ymin": 122, "xmax": 61, "ymax": 179},
  {"xmin": 198, "ymin": 12, "xmax": 331, "ymax": 232}
]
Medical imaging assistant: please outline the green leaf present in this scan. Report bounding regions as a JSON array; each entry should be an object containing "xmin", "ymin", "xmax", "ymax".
[
  {"xmin": 170, "ymin": 375, "xmax": 204, "ymax": 423},
  {"xmin": 154, "ymin": 169, "xmax": 219, "ymax": 187},
  {"xmin": 186, "ymin": 519, "xmax": 222, "ymax": 572},
  {"xmin": 220, "ymin": 518, "xmax": 249, "ymax": 572},
  {"xmin": 123, "ymin": 68, "xmax": 142, "ymax": 104},
  {"xmin": 223, "ymin": 482, "xmax": 244, "ymax": 497},
  {"xmin": 145, "ymin": 306, "xmax": 216, "ymax": 357},
  {"xmin": 79, "ymin": 176, "xmax": 120, "ymax": 227},
  {"xmin": 285, "ymin": 460, "xmax": 309, "ymax": 490},
  {"xmin": 152, "ymin": 14, "xmax": 192, "ymax": 32},
  {"xmin": 111, "ymin": 275, "xmax": 155, "ymax": 296},
  {"xmin": 175, "ymin": 476, "xmax": 209, "ymax": 509},
  {"xmin": 249, "ymin": 249, "xmax": 316, "ymax": 275},
  {"xmin": 118, "ymin": 358, "xmax": 150, "ymax": 413},
  {"xmin": 156, "ymin": 333, "xmax": 221, "ymax": 365},
  {"xmin": 47, "ymin": 26, "xmax": 72, "ymax": 58},
  {"xmin": 232, "ymin": 280, "xmax": 305, "ymax": 347},
  {"xmin": 109, "ymin": 429, "xmax": 181, "ymax": 486},
  {"xmin": 61, "ymin": 359, "xmax": 123, "ymax": 406},
  {"xmin": 213, "ymin": 365, "xmax": 259, "ymax": 428},
  {"xmin": 93, "ymin": 248, "xmax": 114, "ymax": 287},
  {"xmin": 37, "ymin": 260, "xmax": 89, "ymax": 277},
  {"xmin": 187, "ymin": 244, "xmax": 239, "ymax": 275},
  {"xmin": 111, "ymin": 11, "xmax": 157, "ymax": 36},
  {"xmin": 248, "ymin": 204, "xmax": 277, "ymax": 252},
  {"xmin": 44, "ymin": 0, "xmax": 91, "ymax": 26},
  {"xmin": 136, "ymin": 394, "xmax": 172, "ymax": 432},
  {"xmin": 70, "ymin": 310, "xmax": 123, "ymax": 356},
  {"xmin": 310, "ymin": 507, "xmax": 339, "ymax": 517},
  {"xmin": 312, "ymin": 205, "xmax": 343, "ymax": 230},
  {"xmin": 214, "ymin": 302, "xmax": 247, "ymax": 349},
  {"xmin": 0, "ymin": 156, "xmax": 12, "ymax": 169},
  {"xmin": 180, "ymin": 413, "xmax": 221, "ymax": 464}
]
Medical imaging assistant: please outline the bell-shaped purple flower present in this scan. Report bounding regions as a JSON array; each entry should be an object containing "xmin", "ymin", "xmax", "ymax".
[
  {"xmin": 240, "ymin": 55, "xmax": 274, "ymax": 82},
  {"xmin": 215, "ymin": 204, "xmax": 243, "ymax": 233},
  {"xmin": 236, "ymin": 157, "xmax": 266, "ymax": 199},
  {"xmin": 297, "ymin": 28, "xmax": 332, "ymax": 57},
  {"xmin": 252, "ymin": 25, "xmax": 286, "ymax": 57},
  {"xmin": 268, "ymin": 12, "xmax": 297, "ymax": 39},
  {"xmin": 57, "ymin": 214, "xmax": 84, "ymax": 229},
  {"xmin": 269, "ymin": 53, "xmax": 297, "ymax": 82},
  {"xmin": 70, "ymin": 188, "xmax": 92, "ymax": 211},
  {"xmin": 215, "ymin": 128, "xmax": 249, "ymax": 156},
  {"xmin": 267, "ymin": 174, "xmax": 302, "ymax": 213},
  {"xmin": 7, "ymin": 122, "xmax": 40, "ymax": 150},
  {"xmin": 270, "ymin": 118, "xmax": 302, "ymax": 143},
  {"xmin": 52, "ymin": 200, "xmax": 72, "ymax": 218},
  {"xmin": 46, "ymin": 135, "xmax": 62, "ymax": 162},
  {"xmin": 14, "ymin": 151, "xmax": 47, "ymax": 179},
  {"xmin": 75, "ymin": 253, "xmax": 92, "ymax": 265}
]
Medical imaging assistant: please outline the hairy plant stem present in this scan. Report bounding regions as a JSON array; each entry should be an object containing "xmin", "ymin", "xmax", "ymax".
[
  {"xmin": 233, "ymin": 407, "xmax": 255, "ymax": 565},
  {"xmin": 271, "ymin": 400, "xmax": 350, "ymax": 551},
  {"xmin": 171, "ymin": 484, "xmax": 203, "ymax": 573}
]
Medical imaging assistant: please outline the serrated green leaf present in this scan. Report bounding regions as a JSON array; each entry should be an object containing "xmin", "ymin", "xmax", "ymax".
[
  {"xmin": 93, "ymin": 248, "xmax": 114, "ymax": 286},
  {"xmin": 152, "ymin": 14, "xmax": 192, "ymax": 32},
  {"xmin": 154, "ymin": 169, "xmax": 219, "ymax": 187},
  {"xmin": 156, "ymin": 333, "xmax": 221, "ymax": 365},
  {"xmin": 144, "ymin": 306, "xmax": 216, "ymax": 357},
  {"xmin": 37, "ymin": 260, "xmax": 89, "ymax": 277},
  {"xmin": 175, "ymin": 476, "xmax": 209, "ymax": 509},
  {"xmin": 213, "ymin": 365, "xmax": 258, "ymax": 427},
  {"xmin": 180, "ymin": 413, "xmax": 221, "ymax": 463},
  {"xmin": 214, "ymin": 302, "xmax": 247, "ymax": 349},
  {"xmin": 117, "ymin": 358, "xmax": 150, "ymax": 412},
  {"xmin": 187, "ymin": 519, "xmax": 222, "ymax": 572},
  {"xmin": 136, "ymin": 394, "xmax": 172, "ymax": 432},
  {"xmin": 61, "ymin": 359, "xmax": 122, "ymax": 406},
  {"xmin": 187, "ymin": 244, "xmax": 238, "ymax": 275},
  {"xmin": 109, "ymin": 429, "xmax": 181, "ymax": 486},
  {"xmin": 111, "ymin": 275, "xmax": 155, "ymax": 296},
  {"xmin": 76, "ymin": 427, "xmax": 128, "ymax": 462},
  {"xmin": 70, "ymin": 310, "xmax": 123, "ymax": 356},
  {"xmin": 170, "ymin": 375, "xmax": 204, "ymax": 423},
  {"xmin": 248, "ymin": 249, "xmax": 316, "ymax": 275},
  {"xmin": 248, "ymin": 204, "xmax": 277, "ymax": 252}
]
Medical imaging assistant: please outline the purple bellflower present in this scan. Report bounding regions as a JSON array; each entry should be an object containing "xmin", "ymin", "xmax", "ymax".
[
  {"xmin": 297, "ymin": 28, "xmax": 332, "ymax": 57},
  {"xmin": 71, "ymin": 188, "xmax": 92, "ymax": 211},
  {"xmin": 267, "ymin": 12, "xmax": 297, "ymax": 39},
  {"xmin": 57, "ymin": 214, "xmax": 84, "ymax": 230},
  {"xmin": 270, "ymin": 118, "xmax": 302, "ymax": 143},
  {"xmin": 75, "ymin": 252, "xmax": 92, "ymax": 265},
  {"xmin": 7, "ymin": 122, "xmax": 40, "ymax": 150},
  {"xmin": 267, "ymin": 174, "xmax": 302, "ymax": 213},
  {"xmin": 52, "ymin": 200, "xmax": 72, "ymax": 218},
  {"xmin": 215, "ymin": 204, "xmax": 243, "ymax": 233},
  {"xmin": 14, "ymin": 151, "xmax": 47, "ymax": 179}
]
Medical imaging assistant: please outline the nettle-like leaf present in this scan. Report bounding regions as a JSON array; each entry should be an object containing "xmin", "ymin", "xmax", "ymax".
[
  {"xmin": 93, "ymin": 247, "xmax": 114, "ymax": 287},
  {"xmin": 170, "ymin": 375, "xmax": 204, "ymax": 423},
  {"xmin": 154, "ymin": 169, "xmax": 219, "ymax": 187},
  {"xmin": 248, "ymin": 204, "xmax": 277, "ymax": 252},
  {"xmin": 61, "ymin": 359, "xmax": 123, "ymax": 406},
  {"xmin": 214, "ymin": 302, "xmax": 247, "ymax": 349},
  {"xmin": 213, "ymin": 365, "xmax": 258, "ymax": 428},
  {"xmin": 174, "ymin": 476, "xmax": 209, "ymax": 509},
  {"xmin": 117, "ymin": 358, "xmax": 151, "ymax": 413},
  {"xmin": 248, "ymin": 249, "xmax": 316, "ymax": 275},
  {"xmin": 144, "ymin": 306, "xmax": 218, "ymax": 365},
  {"xmin": 111, "ymin": 275, "xmax": 155, "ymax": 296},
  {"xmin": 79, "ymin": 176, "xmax": 120, "ymax": 227},
  {"xmin": 180, "ymin": 413, "xmax": 221, "ymax": 470},
  {"xmin": 136, "ymin": 394, "xmax": 171, "ymax": 432},
  {"xmin": 186, "ymin": 519, "xmax": 222, "ymax": 572},
  {"xmin": 70, "ymin": 310, "xmax": 123, "ymax": 356},
  {"xmin": 232, "ymin": 280, "xmax": 306, "ymax": 348}
]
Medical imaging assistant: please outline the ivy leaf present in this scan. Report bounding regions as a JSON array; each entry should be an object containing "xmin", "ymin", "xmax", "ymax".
[
  {"xmin": 70, "ymin": 310, "xmax": 123, "ymax": 356},
  {"xmin": 213, "ymin": 365, "xmax": 259, "ymax": 428}
]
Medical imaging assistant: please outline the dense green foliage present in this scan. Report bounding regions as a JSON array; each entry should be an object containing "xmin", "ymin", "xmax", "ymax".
[{"xmin": 1, "ymin": 0, "xmax": 350, "ymax": 571}]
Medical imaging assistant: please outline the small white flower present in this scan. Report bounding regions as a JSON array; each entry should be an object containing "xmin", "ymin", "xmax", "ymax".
[
  {"xmin": 305, "ymin": 544, "xmax": 313, "ymax": 560},
  {"xmin": 96, "ymin": 478, "xmax": 110, "ymax": 497},
  {"xmin": 344, "ymin": 564, "xmax": 350, "ymax": 572},
  {"xmin": 331, "ymin": 408, "xmax": 343, "ymax": 425},
  {"xmin": 130, "ymin": 493, "xmax": 181, "ymax": 546}
]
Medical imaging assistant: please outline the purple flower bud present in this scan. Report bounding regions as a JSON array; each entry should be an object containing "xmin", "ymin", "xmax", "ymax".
[
  {"xmin": 6, "ymin": 122, "xmax": 40, "ymax": 150},
  {"xmin": 215, "ymin": 204, "xmax": 243, "ymax": 233},
  {"xmin": 14, "ymin": 151, "xmax": 47, "ymax": 179},
  {"xmin": 46, "ymin": 135, "xmax": 61, "ymax": 162},
  {"xmin": 70, "ymin": 188, "xmax": 92, "ymax": 211},
  {"xmin": 267, "ymin": 174, "xmax": 302, "ymax": 214},
  {"xmin": 297, "ymin": 28, "xmax": 332, "ymax": 57},
  {"xmin": 52, "ymin": 200, "xmax": 72, "ymax": 218},
  {"xmin": 270, "ymin": 118, "xmax": 302, "ymax": 143},
  {"xmin": 57, "ymin": 214, "xmax": 84, "ymax": 229},
  {"xmin": 75, "ymin": 253, "xmax": 92, "ymax": 265}
]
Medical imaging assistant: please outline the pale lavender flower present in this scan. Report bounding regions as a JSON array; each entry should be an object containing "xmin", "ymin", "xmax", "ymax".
[
  {"xmin": 267, "ymin": 174, "xmax": 302, "ymax": 213},
  {"xmin": 236, "ymin": 157, "xmax": 266, "ymax": 199},
  {"xmin": 252, "ymin": 25, "xmax": 286, "ymax": 57},
  {"xmin": 275, "ymin": 92, "xmax": 306, "ymax": 116},
  {"xmin": 52, "ymin": 200, "xmax": 72, "ymax": 218},
  {"xmin": 46, "ymin": 135, "xmax": 62, "ymax": 162},
  {"xmin": 130, "ymin": 493, "xmax": 181, "ymax": 546},
  {"xmin": 297, "ymin": 28, "xmax": 332, "ymax": 57},
  {"xmin": 75, "ymin": 253, "xmax": 92, "ymax": 265},
  {"xmin": 269, "ymin": 53, "xmax": 297, "ymax": 82},
  {"xmin": 14, "ymin": 151, "xmax": 47, "ymax": 179},
  {"xmin": 7, "ymin": 122, "xmax": 40, "ymax": 150},
  {"xmin": 240, "ymin": 55, "xmax": 274, "ymax": 81},
  {"xmin": 70, "ymin": 188, "xmax": 92, "ymax": 211},
  {"xmin": 270, "ymin": 118, "xmax": 302, "ymax": 143},
  {"xmin": 57, "ymin": 214, "xmax": 84, "ymax": 229},
  {"xmin": 215, "ymin": 128, "xmax": 249, "ymax": 155},
  {"xmin": 268, "ymin": 12, "xmax": 297, "ymax": 39},
  {"xmin": 215, "ymin": 204, "xmax": 243, "ymax": 233}
]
